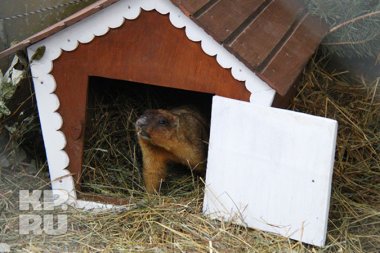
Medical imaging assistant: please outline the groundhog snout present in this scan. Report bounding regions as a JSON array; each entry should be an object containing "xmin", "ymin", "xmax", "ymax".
[
  {"xmin": 136, "ymin": 116, "xmax": 148, "ymax": 128},
  {"xmin": 135, "ymin": 116, "xmax": 151, "ymax": 139}
]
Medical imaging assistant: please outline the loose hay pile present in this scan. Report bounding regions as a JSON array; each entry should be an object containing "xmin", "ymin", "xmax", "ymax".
[
  {"xmin": 0, "ymin": 58, "xmax": 379, "ymax": 252},
  {"xmin": 81, "ymin": 89, "xmax": 145, "ymax": 197},
  {"xmin": 290, "ymin": 58, "xmax": 380, "ymax": 252}
]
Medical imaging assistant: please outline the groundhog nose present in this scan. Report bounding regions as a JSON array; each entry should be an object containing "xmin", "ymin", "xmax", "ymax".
[{"xmin": 136, "ymin": 117, "xmax": 148, "ymax": 128}]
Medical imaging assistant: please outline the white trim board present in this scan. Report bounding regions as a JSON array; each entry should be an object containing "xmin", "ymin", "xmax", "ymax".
[
  {"xmin": 27, "ymin": 0, "xmax": 275, "ymax": 209},
  {"xmin": 203, "ymin": 96, "xmax": 338, "ymax": 247}
]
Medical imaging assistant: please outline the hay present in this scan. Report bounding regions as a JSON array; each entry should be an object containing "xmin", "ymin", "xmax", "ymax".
[
  {"xmin": 290, "ymin": 58, "xmax": 380, "ymax": 252},
  {"xmin": 81, "ymin": 90, "xmax": 145, "ymax": 197},
  {"xmin": 1, "ymin": 57, "xmax": 379, "ymax": 252}
]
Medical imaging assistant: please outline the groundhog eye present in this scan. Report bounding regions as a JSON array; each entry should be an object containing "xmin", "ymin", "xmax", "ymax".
[{"xmin": 158, "ymin": 118, "xmax": 169, "ymax": 125}]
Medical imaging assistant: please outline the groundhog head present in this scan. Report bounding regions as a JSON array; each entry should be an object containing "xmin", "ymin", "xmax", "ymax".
[
  {"xmin": 135, "ymin": 109, "xmax": 180, "ymax": 149},
  {"xmin": 136, "ymin": 107, "xmax": 208, "ymax": 192}
]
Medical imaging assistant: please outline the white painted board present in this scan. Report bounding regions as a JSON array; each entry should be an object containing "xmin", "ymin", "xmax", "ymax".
[{"xmin": 203, "ymin": 96, "xmax": 338, "ymax": 247}]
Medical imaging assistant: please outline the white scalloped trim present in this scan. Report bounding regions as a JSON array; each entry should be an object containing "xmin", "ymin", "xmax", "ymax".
[{"xmin": 28, "ymin": 0, "xmax": 275, "ymax": 209}]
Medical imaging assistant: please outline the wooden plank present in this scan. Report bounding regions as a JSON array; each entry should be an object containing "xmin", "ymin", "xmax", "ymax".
[
  {"xmin": 196, "ymin": 0, "xmax": 266, "ymax": 42},
  {"xmin": 204, "ymin": 96, "xmax": 337, "ymax": 247},
  {"xmin": 271, "ymin": 77, "xmax": 299, "ymax": 108},
  {"xmin": 170, "ymin": 0, "xmax": 210, "ymax": 16},
  {"xmin": 258, "ymin": 14, "xmax": 328, "ymax": 96},
  {"xmin": 77, "ymin": 192, "xmax": 130, "ymax": 205},
  {"xmin": 228, "ymin": 0, "xmax": 304, "ymax": 69}
]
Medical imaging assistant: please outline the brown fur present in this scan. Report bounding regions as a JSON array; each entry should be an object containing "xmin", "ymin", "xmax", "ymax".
[{"xmin": 135, "ymin": 107, "xmax": 209, "ymax": 193}]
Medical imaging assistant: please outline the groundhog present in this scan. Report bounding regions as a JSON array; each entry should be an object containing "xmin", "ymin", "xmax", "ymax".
[{"xmin": 135, "ymin": 106, "xmax": 209, "ymax": 193}]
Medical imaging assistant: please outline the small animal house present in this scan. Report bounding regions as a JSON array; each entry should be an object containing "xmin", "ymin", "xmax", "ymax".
[{"xmin": 0, "ymin": 0, "xmax": 339, "ymax": 247}]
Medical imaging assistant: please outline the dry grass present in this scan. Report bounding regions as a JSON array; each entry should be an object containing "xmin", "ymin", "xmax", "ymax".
[
  {"xmin": 290, "ymin": 57, "xmax": 380, "ymax": 252},
  {"xmin": 0, "ymin": 57, "xmax": 379, "ymax": 252},
  {"xmin": 80, "ymin": 90, "xmax": 145, "ymax": 198}
]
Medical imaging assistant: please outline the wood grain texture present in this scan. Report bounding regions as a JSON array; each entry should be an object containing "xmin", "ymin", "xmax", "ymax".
[
  {"xmin": 195, "ymin": 0, "xmax": 266, "ymax": 42},
  {"xmin": 258, "ymin": 14, "xmax": 328, "ymax": 96},
  {"xmin": 52, "ymin": 10, "xmax": 249, "ymax": 189},
  {"xmin": 170, "ymin": 0, "xmax": 210, "ymax": 15},
  {"xmin": 228, "ymin": 0, "xmax": 304, "ymax": 69}
]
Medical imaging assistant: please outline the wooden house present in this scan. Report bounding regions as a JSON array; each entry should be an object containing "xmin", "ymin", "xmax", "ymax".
[{"xmin": 0, "ymin": 0, "xmax": 330, "ymax": 220}]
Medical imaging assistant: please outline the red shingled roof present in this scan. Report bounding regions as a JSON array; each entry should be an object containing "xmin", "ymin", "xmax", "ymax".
[
  {"xmin": 171, "ymin": 0, "xmax": 328, "ymax": 95},
  {"xmin": 0, "ymin": 0, "xmax": 328, "ymax": 96}
]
